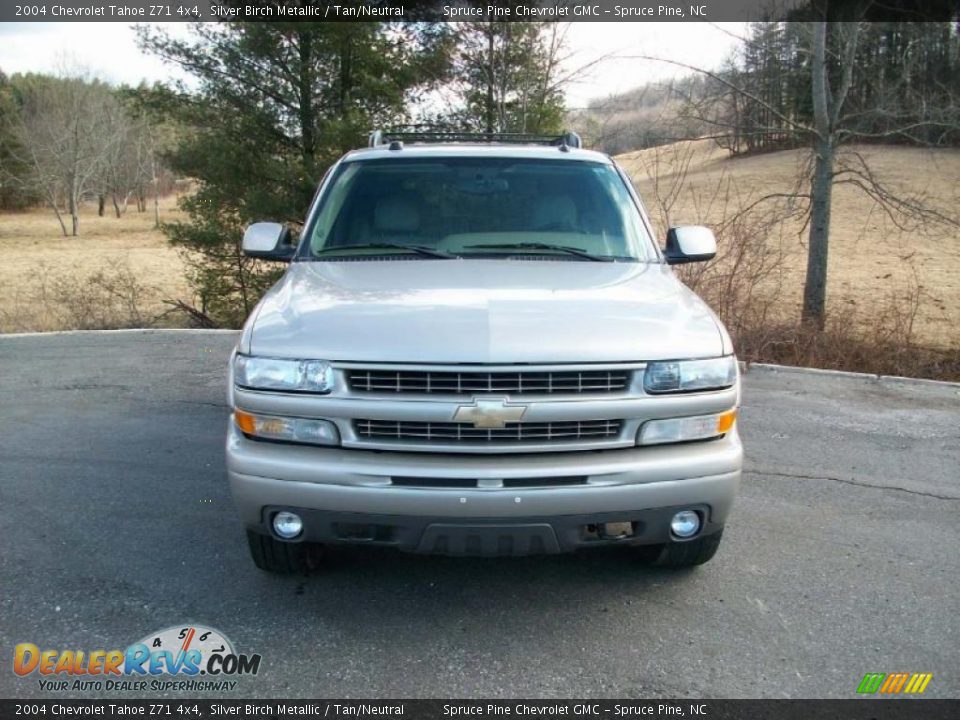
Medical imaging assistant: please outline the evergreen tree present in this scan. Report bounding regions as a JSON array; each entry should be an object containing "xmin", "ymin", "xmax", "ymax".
[
  {"xmin": 0, "ymin": 70, "xmax": 39, "ymax": 210},
  {"xmin": 137, "ymin": 20, "xmax": 452, "ymax": 325},
  {"xmin": 452, "ymin": 20, "xmax": 566, "ymax": 135}
]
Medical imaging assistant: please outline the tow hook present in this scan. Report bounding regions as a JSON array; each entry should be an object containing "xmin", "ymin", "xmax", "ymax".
[{"xmin": 594, "ymin": 521, "xmax": 635, "ymax": 540}]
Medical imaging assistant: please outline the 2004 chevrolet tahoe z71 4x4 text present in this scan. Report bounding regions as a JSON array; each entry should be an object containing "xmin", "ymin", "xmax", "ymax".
[{"xmin": 226, "ymin": 130, "xmax": 742, "ymax": 573}]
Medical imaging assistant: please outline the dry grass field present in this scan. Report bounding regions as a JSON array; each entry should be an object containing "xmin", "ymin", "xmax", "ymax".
[
  {"xmin": 618, "ymin": 141, "xmax": 960, "ymax": 350},
  {"xmin": 0, "ymin": 195, "xmax": 190, "ymax": 333}
]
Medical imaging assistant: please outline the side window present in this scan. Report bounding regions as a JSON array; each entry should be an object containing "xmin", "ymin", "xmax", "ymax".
[
  {"xmin": 296, "ymin": 164, "xmax": 335, "ymax": 255},
  {"xmin": 306, "ymin": 163, "xmax": 361, "ymax": 253}
]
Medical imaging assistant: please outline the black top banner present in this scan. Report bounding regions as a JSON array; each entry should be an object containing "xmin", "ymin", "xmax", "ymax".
[
  {"xmin": 3, "ymin": 0, "xmax": 959, "ymax": 23},
  {"xmin": 2, "ymin": 700, "xmax": 960, "ymax": 720}
]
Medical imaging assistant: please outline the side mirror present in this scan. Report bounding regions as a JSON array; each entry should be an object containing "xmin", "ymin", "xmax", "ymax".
[
  {"xmin": 242, "ymin": 222, "xmax": 295, "ymax": 261},
  {"xmin": 664, "ymin": 226, "xmax": 717, "ymax": 264}
]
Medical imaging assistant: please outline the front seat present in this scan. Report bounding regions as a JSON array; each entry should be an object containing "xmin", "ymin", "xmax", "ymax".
[
  {"xmin": 373, "ymin": 194, "xmax": 421, "ymax": 243},
  {"xmin": 531, "ymin": 194, "xmax": 579, "ymax": 232}
]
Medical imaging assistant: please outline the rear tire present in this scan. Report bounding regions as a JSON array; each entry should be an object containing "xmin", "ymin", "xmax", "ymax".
[
  {"xmin": 653, "ymin": 529, "xmax": 724, "ymax": 568},
  {"xmin": 246, "ymin": 530, "xmax": 310, "ymax": 574}
]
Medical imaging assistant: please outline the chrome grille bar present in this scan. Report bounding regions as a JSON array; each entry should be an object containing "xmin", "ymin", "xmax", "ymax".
[
  {"xmin": 354, "ymin": 419, "xmax": 623, "ymax": 444},
  {"xmin": 346, "ymin": 369, "xmax": 630, "ymax": 395}
]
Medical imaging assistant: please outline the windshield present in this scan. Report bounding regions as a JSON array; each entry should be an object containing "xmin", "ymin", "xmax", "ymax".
[{"xmin": 302, "ymin": 157, "xmax": 656, "ymax": 261}]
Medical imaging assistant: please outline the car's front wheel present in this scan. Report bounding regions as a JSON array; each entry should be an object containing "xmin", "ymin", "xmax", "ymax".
[
  {"xmin": 642, "ymin": 529, "xmax": 724, "ymax": 568},
  {"xmin": 246, "ymin": 530, "xmax": 311, "ymax": 574}
]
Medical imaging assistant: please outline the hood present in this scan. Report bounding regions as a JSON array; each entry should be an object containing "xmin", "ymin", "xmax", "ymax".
[{"xmin": 247, "ymin": 260, "xmax": 724, "ymax": 363}]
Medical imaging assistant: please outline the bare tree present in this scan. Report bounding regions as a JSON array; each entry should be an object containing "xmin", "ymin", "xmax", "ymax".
[
  {"xmin": 626, "ymin": 17, "xmax": 960, "ymax": 329},
  {"xmin": 8, "ymin": 73, "xmax": 116, "ymax": 236},
  {"xmin": 801, "ymin": 20, "xmax": 846, "ymax": 328},
  {"xmin": 95, "ymin": 104, "xmax": 160, "ymax": 219},
  {"xmin": 99, "ymin": 99, "xmax": 137, "ymax": 218}
]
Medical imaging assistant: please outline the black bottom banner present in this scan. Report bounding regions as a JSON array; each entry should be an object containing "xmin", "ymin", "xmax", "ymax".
[{"xmin": 2, "ymin": 700, "xmax": 958, "ymax": 720}]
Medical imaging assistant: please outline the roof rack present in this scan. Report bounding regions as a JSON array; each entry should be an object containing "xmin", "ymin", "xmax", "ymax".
[{"xmin": 367, "ymin": 129, "xmax": 582, "ymax": 150}]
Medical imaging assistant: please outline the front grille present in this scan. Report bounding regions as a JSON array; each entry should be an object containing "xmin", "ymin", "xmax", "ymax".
[
  {"xmin": 354, "ymin": 419, "xmax": 622, "ymax": 444},
  {"xmin": 346, "ymin": 369, "xmax": 631, "ymax": 395}
]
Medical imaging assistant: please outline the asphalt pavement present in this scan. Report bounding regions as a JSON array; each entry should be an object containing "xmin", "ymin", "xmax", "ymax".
[{"xmin": 0, "ymin": 330, "xmax": 957, "ymax": 699}]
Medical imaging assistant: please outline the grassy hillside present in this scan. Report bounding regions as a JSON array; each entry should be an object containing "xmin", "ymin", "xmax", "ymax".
[{"xmin": 618, "ymin": 141, "xmax": 960, "ymax": 350}]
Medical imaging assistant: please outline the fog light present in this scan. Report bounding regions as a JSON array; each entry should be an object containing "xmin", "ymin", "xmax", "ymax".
[
  {"xmin": 272, "ymin": 511, "xmax": 303, "ymax": 539},
  {"xmin": 670, "ymin": 510, "xmax": 701, "ymax": 538}
]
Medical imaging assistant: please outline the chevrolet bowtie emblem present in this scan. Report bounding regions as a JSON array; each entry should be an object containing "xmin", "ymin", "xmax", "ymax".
[{"xmin": 453, "ymin": 398, "xmax": 528, "ymax": 428}]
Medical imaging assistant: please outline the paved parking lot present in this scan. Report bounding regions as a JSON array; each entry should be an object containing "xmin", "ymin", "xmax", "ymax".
[{"xmin": 1, "ymin": 331, "xmax": 957, "ymax": 698}]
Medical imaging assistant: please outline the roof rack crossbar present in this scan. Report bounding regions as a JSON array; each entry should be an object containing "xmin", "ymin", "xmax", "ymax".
[{"xmin": 367, "ymin": 130, "xmax": 581, "ymax": 149}]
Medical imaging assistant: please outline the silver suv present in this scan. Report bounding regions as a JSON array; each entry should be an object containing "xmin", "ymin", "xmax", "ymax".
[{"xmin": 227, "ymin": 131, "xmax": 741, "ymax": 573}]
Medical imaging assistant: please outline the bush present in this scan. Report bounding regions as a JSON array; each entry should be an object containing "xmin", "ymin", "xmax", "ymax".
[
  {"xmin": 652, "ymin": 172, "xmax": 959, "ymax": 382},
  {"xmin": 0, "ymin": 263, "xmax": 158, "ymax": 331},
  {"xmin": 747, "ymin": 285, "xmax": 960, "ymax": 381}
]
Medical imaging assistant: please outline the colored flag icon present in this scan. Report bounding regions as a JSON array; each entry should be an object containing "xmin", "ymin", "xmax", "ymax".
[{"xmin": 857, "ymin": 672, "xmax": 932, "ymax": 694}]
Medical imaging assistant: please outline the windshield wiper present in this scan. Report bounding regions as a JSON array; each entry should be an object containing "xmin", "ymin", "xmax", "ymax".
[
  {"xmin": 315, "ymin": 243, "xmax": 459, "ymax": 259},
  {"xmin": 462, "ymin": 242, "xmax": 614, "ymax": 262}
]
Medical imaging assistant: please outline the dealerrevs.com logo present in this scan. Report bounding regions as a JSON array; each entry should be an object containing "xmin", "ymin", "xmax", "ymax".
[{"xmin": 14, "ymin": 624, "xmax": 261, "ymax": 692}]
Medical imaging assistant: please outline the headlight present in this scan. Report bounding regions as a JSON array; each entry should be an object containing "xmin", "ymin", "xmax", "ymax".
[
  {"xmin": 234, "ymin": 354, "xmax": 334, "ymax": 393},
  {"xmin": 235, "ymin": 411, "xmax": 339, "ymax": 446},
  {"xmin": 643, "ymin": 356, "xmax": 737, "ymax": 394},
  {"xmin": 638, "ymin": 409, "xmax": 737, "ymax": 445}
]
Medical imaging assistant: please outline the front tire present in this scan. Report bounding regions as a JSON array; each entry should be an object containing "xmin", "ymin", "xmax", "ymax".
[{"xmin": 246, "ymin": 530, "xmax": 310, "ymax": 574}]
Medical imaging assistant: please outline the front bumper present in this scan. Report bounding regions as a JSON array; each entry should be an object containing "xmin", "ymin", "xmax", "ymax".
[{"xmin": 226, "ymin": 422, "xmax": 742, "ymax": 555}]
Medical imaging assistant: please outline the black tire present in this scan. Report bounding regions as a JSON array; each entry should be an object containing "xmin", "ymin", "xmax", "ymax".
[
  {"xmin": 246, "ymin": 530, "xmax": 310, "ymax": 574},
  {"xmin": 650, "ymin": 529, "xmax": 724, "ymax": 568}
]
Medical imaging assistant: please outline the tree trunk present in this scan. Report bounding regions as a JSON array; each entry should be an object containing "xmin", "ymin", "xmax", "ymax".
[
  {"xmin": 112, "ymin": 194, "xmax": 122, "ymax": 219},
  {"xmin": 49, "ymin": 192, "xmax": 68, "ymax": 237},
  {"xmin": 336, "ymin": 29, "xmax": 352, "ymax": 120},
  {"xmin": 485, "ymin": 22, "xmax": 495, "ymax": 135},
  {"xmin": 802, "ymin": 136, "xmax": 834, "ymax": 329},
  {"xmin": 69, "ymin": 119, "xmax": 80, "ymax": 236},
  {"xmin": 152, "ymin": 158, "xmax": 160, "ymax": 229},
  {"xmin": 68, "ymin": 193, "xmax": 79, "ymax": 236},
  {"xmin": 801, "ymin": 20, "xmax": 832, "ymax": 330},
  {"xmin": 297, "ymin": 31, "xmax": 316, "ymax": 175},
  {"xmin": 98, "ymin": 194, "xmax": 105, "ymax": 217}
]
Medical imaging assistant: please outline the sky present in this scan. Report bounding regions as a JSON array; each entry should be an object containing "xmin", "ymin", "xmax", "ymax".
[{"xmin": 0, "ymin": 21, "xmax": 745, "ymax": 108}]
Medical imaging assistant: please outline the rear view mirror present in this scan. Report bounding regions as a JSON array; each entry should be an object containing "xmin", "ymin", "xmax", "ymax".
[
  {"xmin": 664, "ymin": 226, "xmax": 717, "ymax": 264},
  {"xmin": 243, "ymin": 222, "xmax": 295, "ymax": 261}
]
